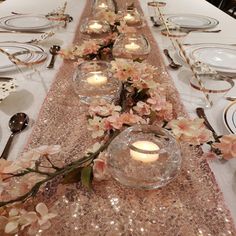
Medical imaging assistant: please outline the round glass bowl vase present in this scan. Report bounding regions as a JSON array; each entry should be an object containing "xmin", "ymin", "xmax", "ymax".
[
  {"xmin": 72, "ymin": 61, "xmax": 120, "ymax": 104},
  {"xmin": 80, "ymin": 18, "xmax": 111, "ymax": 39},
  {"xmin": 93, "ymin": 0, "xmax": 116, "ymax": 13},
  {"xmin": 122, "ymin": 8, "xmax": 143, "ymax": 27},
  {"xmin": 107, "ymin": 125, "xmax": 182, "ymax": 189},
  {"xmin": 112, "ymin": 33, "xmax": 151, "ymax": 61}
]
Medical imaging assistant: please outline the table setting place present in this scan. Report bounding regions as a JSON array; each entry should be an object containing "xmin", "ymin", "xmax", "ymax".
[{"xmin": 0, "ymin": 0, "xmax": 236, "ymax": 235}]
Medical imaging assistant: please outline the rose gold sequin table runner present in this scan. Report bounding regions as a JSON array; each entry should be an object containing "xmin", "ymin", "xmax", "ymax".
[{"xmin": 24, "ymin": 0, "xmax": 236, "ymax": 235}]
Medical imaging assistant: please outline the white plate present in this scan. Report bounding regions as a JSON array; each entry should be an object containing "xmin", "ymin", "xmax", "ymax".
[
  {"xmin": 0, "ymin": 42, "xmax": 47, "ymax": 72},
  {"xmin": 0, "ymin": 15, "xmax": 57, "ymax": 31},
  {"xmin": 166, "ymin": 14, "xmax": 218, "ymax": 29},
  {"xmin": 192, "ymin": 47, "xmax": 236, "ymax": 70},
  {"xmin": 223, "ymin": 101, "xmax": 236, "ymax": 134},
  {"xmin": 177, "ymin": 43, "xmax": 236, "ymax": 74}
]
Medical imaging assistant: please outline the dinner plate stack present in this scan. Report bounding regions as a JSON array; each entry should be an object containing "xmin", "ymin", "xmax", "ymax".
[
  {"xmin": 0, "ymin": 42, "xmax": 47, "ymax": 73},
  {"xmin": 166, "ymin": 14, "xmax": 219, "ymax": 29},
  {"xmin": 223, "ymin": 102, "xmax": 236, "ymax": 134},
  {"xmin": 0, "ymin": 14, "xmax": 59, "ymax": 31},
  {"xmin": 177, "ymin": 43, "xmax": 236, "ymax": 74}
]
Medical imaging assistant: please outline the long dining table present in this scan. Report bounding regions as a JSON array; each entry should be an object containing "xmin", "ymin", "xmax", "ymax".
[{"xmin": 0, "ymin": 0, "xmax": 236, "ymax": 235}]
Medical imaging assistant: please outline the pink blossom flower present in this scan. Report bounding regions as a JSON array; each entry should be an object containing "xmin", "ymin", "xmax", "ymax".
[
  {"xmin": 0, "ymin": 203, "xmax": 57, "ymax": 235},
  {"xmin": 169, "ymin": 118, "xmax": 212, "ymax": 145},
  {"xmin": 34, "ymin": 145, "xmax": 61, "ymax": 156},
  {"xmin": 93, "ymin": 152, "xmax": 110, "ymax": 181},
  {"xmin": 111, "ymin": 59, "xmax": 139, "ymax": 81},
  {"xmin": 95, "ymin": 10, "xmax": 118, "ymax": 25},
  {"xmin": 202, "ymin": 152, "xmax": 217, "ymax": 161},
  {"xmin": 86, "ymin": 142, "xmax": 102, "ymax": 155},
  {"xmin": 88, "ymin": 116, "xmax": 106, "ymax": 138},
  {"xmin": 117, "ymin": 21, "xmax": 137, "ymax": 34},
  {"xmin": 147, "ymin": 91, "xmax": 167, "ymax": 111},
  {"xmin": 102, "ymin": 32, "xmax": 118, "ymax": 45},
  {"xmin": 119, "ymin": 111, "xmax": 144, "ymax": 125},
  {"xmin": 89, "ymin": 100, "xmax": 121, "ymax": 117},
  {"xmin": 58, "ymin": 48, "xmax": 76, "ymax": 60},
  {"xmin": 105, "ymin": 113, "xmax": 123, "ymax": 130},
  {"xmin": 145, "ymin": 90, "xmax": 173, "ymax": 121},
  {"xmin": 0, "ymin": 208, "xmax": 38, "ymax": 234},
  {"xmin": 214, "ymin": 135, "xmax": 236, "ymax": 160},
  {"xmin": 82, "ymin": 41, "xmax": 100, "ymax": 55},
  {"xmin": 0, "ymin": 159, "xmax": 15, "ymax": 180},
  {"xmin": 35, "ymin": 203, "xmax": 57, "ymax": 228},
  {"xmin": 1, "ymin": 146, "xmax": 59, "ymax": 176},
  {"xmin": 111, "ymin": 59, "xmax": 160, "ymax": 91},
  {"xmin": 59, "ymin": 41, "xmax": 100, "ymax": 60},
  {"xmin": 133, "ymin": 101, "xmax": 151, "ymax": 116}
]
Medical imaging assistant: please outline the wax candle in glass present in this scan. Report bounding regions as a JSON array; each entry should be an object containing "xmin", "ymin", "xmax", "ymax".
[
  {"xmin": 89, "ymin": 22, "xmax": 103, "ymax": 30},
  {"xmin": 86, "ymin": 72, "xmax": 108, "ymax": 86},
  {"xmin": 72, "ymin": 61, "xmax": 121, "ymax": 104},
  {"xmin": 124, "ymin": 42, "xmax": 140, "ymax": 51},
  {"xmin": 107, "ymin": 125, "xmax": 182, "ymax": 189},
  {"xmin": 113, "ymin": 33, "xmax": 150, "ymax": 61},
  {"xmin": 80, "ymin": 18, "xmax": 111, "ymax": 39},
  {"xmin": 130, "ymin": 140, "xmax": 160, "ymax": 163},
  {"xmin": 122, "ymin": 8, "xmax": 143, "ymax": 27},
  {"xmin": 93, "ymin": 0, "xmax": 115, "ymax": 12}
]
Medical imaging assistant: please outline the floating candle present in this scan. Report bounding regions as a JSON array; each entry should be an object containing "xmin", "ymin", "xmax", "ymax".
[
  {"xmin": 124, "ymin": 13, "xmax": 135, "ymax": 22},
  {"xmin": 89, "ymin": 22, "xmax": 102, "ymax": 30},
  {"xmin": 125, "ymin": 42, "xmax": 140, "ymax": 51},
  {"xmin": 87, "ymin": 73, "xmax": 108, "ymax": 86},
  {"xmin": 130, "ymin": 140, "xmax": 160, "ymax": 163},
  {"xmin": 98, "ymin": 3, "xmax": 108, "ymax": 9}
]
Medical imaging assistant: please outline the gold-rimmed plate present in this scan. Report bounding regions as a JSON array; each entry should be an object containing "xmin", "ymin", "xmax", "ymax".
[
  {"xmin": 0, "ymin": 15, "xmax": 58, "ymax": 31},
  {"xmin": 166, "ymin": 14, "xmax": 218, "ymax": 29},
  {"xmin": 223, "ymin": 101, "xmax": 236, "ymax": 134},
  {"xmin": 177, "ymin": 43, "xmax": 236, "ymax": 74},
  {"xmin": 0, "ymin": 42, "xmax": 47, "ymax": 72}
]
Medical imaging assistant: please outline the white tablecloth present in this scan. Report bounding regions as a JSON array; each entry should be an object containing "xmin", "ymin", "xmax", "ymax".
[{"xmin": 0, "ymin": 0, "xmax": 236, "ymax": 226}]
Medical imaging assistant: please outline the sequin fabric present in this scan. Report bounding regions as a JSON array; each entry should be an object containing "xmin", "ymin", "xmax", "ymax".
[{"xmin": 23, "ymin": 0, "xmax": 236, "ymax": 235}]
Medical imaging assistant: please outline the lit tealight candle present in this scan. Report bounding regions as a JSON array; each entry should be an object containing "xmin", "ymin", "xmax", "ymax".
[
  {"xmin": 125, "ymin": 42, "xmax": 140, "ymax": 51},
  {"xmin": 130, "ymin": 140, "xmax": 160, "ymax": 163},
  {"xmin": 89, "ymin": 22, "xmax": 102, "ymax": 30},
  {"xmin": 87, "ymin": 73, "xmax": 108, "ymax": 86},
  {"xmin": 124, "ymin": 13, "xmax": 135, "ymax": 22},
  {"xmin": 98, "ymin": 3, "xmax": 108, "ymax": 9}
]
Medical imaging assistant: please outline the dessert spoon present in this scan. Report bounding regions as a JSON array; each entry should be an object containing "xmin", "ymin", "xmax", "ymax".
[{"xmin": 0, "ymin": 113, "xmax": 29, "ymax": 160}]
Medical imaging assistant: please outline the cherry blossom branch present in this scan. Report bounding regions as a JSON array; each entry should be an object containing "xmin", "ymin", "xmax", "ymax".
[
  {"xmin": 0, "ymin": 130, "xmax": 120, "ymax": 208},
  {"xmin": 45, "ymin": 156, "xmax": 62, "ymax": 170}
]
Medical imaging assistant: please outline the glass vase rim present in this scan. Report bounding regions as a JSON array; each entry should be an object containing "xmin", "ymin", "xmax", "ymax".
[{"xmin": 76, "ymin": 60, "xmax": 111, "ymax": 70}]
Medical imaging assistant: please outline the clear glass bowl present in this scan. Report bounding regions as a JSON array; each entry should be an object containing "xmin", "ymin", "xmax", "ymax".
[
  {"xmin": 72, "ymin": 61, "xmax": 121, "ymax": 104},
  {"xmin": 107, "ymin": 125, "xmax": 182, "ymax": 189},
  {"xmin": 112, "ymin": 33, "xmax": 151, "ymax": 61},
  {"xmin": 80, "ymin": 18, "xmax": 111, "ymax": 39},
  {"xmin": 122, "ymin": 8, "xmax": 143, "ymax": 27},
  {"xmin": 93, "ymin": 0, "xmax": 116, "ymax": 13}
]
